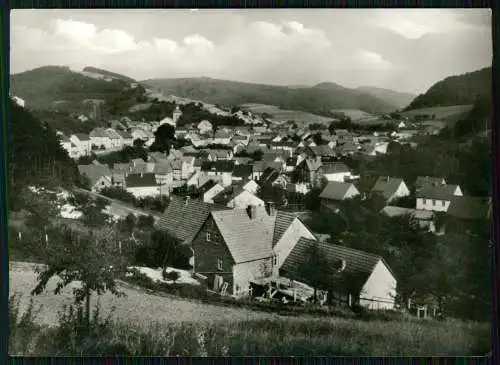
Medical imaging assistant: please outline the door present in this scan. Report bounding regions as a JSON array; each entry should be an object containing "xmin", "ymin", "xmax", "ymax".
[{"xmin": 213, "ymin": 275, "xmax": 223, "ymax": 291}]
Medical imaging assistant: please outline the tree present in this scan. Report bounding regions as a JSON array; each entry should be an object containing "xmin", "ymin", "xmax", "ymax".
[
  {"xmin": 297, "ymin": 242, "xmax": 335, "ymax": 303},
  {"xmin": 149, "ymin": 124, "xmax": 175, "ymax": 153},
  {"xmin": 133, "ymin": 138, "xmax": 145, "ymax": 148},
  {"xmin": 31, "ymin": 224, "xmax": 128, "ymax": 326}
]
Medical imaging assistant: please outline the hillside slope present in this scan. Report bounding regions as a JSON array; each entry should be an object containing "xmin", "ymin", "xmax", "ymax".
[
  {"xmin": 82, "ymin": 66, "xmax": 137, "ymax": 83},
  {"xmin": 356, "ymin": 86, "xmax": 415, "ymax": 110},
  {"xmin": 141, "ymin": 77, "xmax": 396, "ymax": 115},
  {"xmin": 404, "ymin": 67, "xmax": 491, "ymax": 111},
  {"xmin": 10, "ymin": 66, "xmax": 131, "ymax": 111}
]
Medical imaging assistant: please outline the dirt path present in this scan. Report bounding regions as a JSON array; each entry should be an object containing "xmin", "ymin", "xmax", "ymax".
[{"xmin": 9, "ymin": 262, "xmax": 281, "ymax": 327}]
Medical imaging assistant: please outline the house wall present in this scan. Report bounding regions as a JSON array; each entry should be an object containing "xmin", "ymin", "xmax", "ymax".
[
  {"xmin": 221, "ymin": 172, "xmax": 233, "ymax": 187},
  {"xmin": 70, "ymin": 136, "xmax": 91, "ymax": 156},
  {"xmin": 345, "ymin": 185, "xmax": 360, "ymax": 199},
  {"xmin": 416, "ymin": 198, "xmax": 450, "ymax": 212},
  {"xmin": 242, "ymin": 180, "xmax": 259, "ymax": 194},
  {"xmin": 359, "ymin": 260, "xmax": 397, "ymax": 310},
  {"xmin": 233, "ymin": 258, "xmax": 274, "ymax": 297},
  {"xmin": 324, "ymin": 172, "xmax": 352, "ymax": 183},
  {"xmin": 156, "ymin": 173, "xmax": 174, "ymax": 186},
  {"xmin": 274, "ymin": 219, "xmax": 316, "ymax": 270},
  {"xmin": 92, "ymin": 176, "xmax": 112, "ymax": 193},
  {"xmin": 126, "ymin": 186, "xmax": 161, "ymax": 198},
  {"xmin": 192, "ymin": 217, "xmax": 235, "ymax": 294},
  {"xmin": 227, "ymin": 191, "xmax": 264, "ymax": 209},
  {"xmin": 388, "ymin": 182, "xmax": 411, "ymax": 202}
]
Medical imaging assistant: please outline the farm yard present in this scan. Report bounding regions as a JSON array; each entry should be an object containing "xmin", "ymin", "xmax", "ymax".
[
  {"xmin": 240, "ymin": 103, "xmax": 334, "ymax": 124},
  {"xmin": 9, "ymin": 262, "xmax": 490, "ymax": 356}
]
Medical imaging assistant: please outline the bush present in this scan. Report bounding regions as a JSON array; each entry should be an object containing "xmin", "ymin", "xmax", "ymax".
[
  {"xmin": 9, "ymin": 294, "xmax": 41, "ymax": 355},
  {"xmin": 162, "ymin": 269, "xmax": 180, "ymax": 283}
]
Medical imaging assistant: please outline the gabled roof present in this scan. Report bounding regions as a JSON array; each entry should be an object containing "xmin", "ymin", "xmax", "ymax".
[
  {"xmin": 233, "ymin": 164, "xmax": 253, "ymax": 178},
  {"xmin": 78, "ymin": 164, "xmax": 112, "ymax": 186},
  {"xmin": 74, "ymin": 133, "xmax": 90, "ymax": 141},
  {"xmin": 125, "ymin": 173, "xmax": 157, "ymax": 188},
  {"xmin": 253, "ymin": 161, "xmax": 283, "ymax": 173},
  {"xmin": 447, "ymin": 196, "xmax": 490, "ymax": 220},
  {"xmin": 212, "ymin": 185, "xmax": 245, "ymax": 205},
  {"xmin": 272, "ymin": 210, "xmax": 298, "ymax": 246},
  {"xmin": 319, "ymin": 181, "xmax": 358, "ymax": 201},
  {"xmin": 157, "ymin": 195, "xmax": 229, "ymax": 244},
  {"xmin": 154, "ymin": 162, "xmax": 172, "ymax": 175},
  {"xmin": 301, "ymin": 158, "xmax": 322, "ymax": 172},
  {"xmin": 371, "ymin": 177, "xmax": 406, "ymax": 200},
  {"xmin": 115, "ymin": 130, "xmax": 133, "ymax": 139},
  {"xmin": 105, "ymin": 128, "xmax": 121, "ymax": 139},
  {"xmin": 320, "ymin": 162, "xmax": 350, "ymax": 174},
  {"xmin": 89, "ymin": 128, "xmax": 109, "ymax": 138},
  {"xmin": 416, "ymin": 184, "xmax": 460, "ymax": 200},
  {"xmin": 308, "ymin": 145, "xmax": 336, "ymax": 157},
  {"xmin": 259, "ymin": 167, "xmax": 280, "ymax": 186},
  {"xmin": 280, "ymin": 238, "xmax": 391, "ymax": 294},
  {"xmin": 211, "ymin": 207, "xmax": 276, "ymax": 263}
]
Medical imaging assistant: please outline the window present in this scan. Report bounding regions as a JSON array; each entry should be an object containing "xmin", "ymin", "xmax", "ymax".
[
  {"xmin": 422, "ymin": 199, "xmax": 427, "ymax": 205},
  {"xmin": 273, "ymin": 254, "xmax": 278, "ymax": 266},
  {"xmin": 217, "ymin": 258, "xmax": 223, "ymax": 271},
  {"xmin": 432, "ymin": 199, "xmax": 436, "ymax": 206},
  {"xmin": 206, "ymin": 232, "xmax": 211, "ymax": 242}
]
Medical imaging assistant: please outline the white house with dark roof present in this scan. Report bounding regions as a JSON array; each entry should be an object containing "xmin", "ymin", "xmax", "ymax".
[
  {"xmin": 116, "ymin": 130, "xmax": 134, "ymax": 147},
  {"xmin": 318, "ymin": 162, "xmax": 353, "ymax": 183},
  {"xmin": 280, "ymin": 238, "xmax": 397, "ymax": 310},
  {"xmin": 212, "ymin": 186, "xmax": 264, "ymax": 209},
  {"xmin": 371, "ymin": 177, "xmax": 410, "ymax": 203},
  {"xmin": 78, "ymin": 164, "xmax": 113, "ymax": 192},
  {"xmin": 89, "ymin": 128, "xmax": 113, "ymax": 149},
  {"xmin": 60, "ymin": 136, "xmax": 79, "ymax": 159},
  {"xmin": 70, "ymin": 133, "xmax": 92, "ymax": 156},
  {"xmin": 416, "ymin": 183, "xmax": 462, "ymax": 212},
  {"xmin": 104, "ymin": 128, "xmax": 123, "ymax": 148},
  {"xmin": 125, "ymin": 173, "xmax": 162, "ymax": 198}
]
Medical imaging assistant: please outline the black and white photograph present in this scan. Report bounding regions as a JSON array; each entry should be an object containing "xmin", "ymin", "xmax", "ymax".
[{"xmin": 7, "ymin": 8, "xmax": 492, "ymax": 356}]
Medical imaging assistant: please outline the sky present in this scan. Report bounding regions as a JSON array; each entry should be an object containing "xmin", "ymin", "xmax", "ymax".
[{"xmin": 10, "ymin": 9, "xmax": 492, "ymax": 94}]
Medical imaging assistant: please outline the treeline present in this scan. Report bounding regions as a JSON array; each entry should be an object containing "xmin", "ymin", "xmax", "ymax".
[{"xmin": 177, "ymin": 102, "xmax": 245, "ymax": 127}]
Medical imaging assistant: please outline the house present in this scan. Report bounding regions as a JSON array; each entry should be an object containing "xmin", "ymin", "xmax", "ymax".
[
  {"xmin": 201, "ymin": 161, "xmax": 235, "ymax": 187},
  {"xmin": 104, "ymin": 128, "xmax": 123, "ymax": 148},
  {"xmin": 70, "ymin": 134, "xmax": 91, "ymax": 156},
  {"xmin": 59, "ymin": 136, "xmax": 79, "ymax": 159},
  {"xmin": 270, "ymin": 140, "xmax": 297, "ymax": 156},
  {"xmin": 89, "ymin": 128, "xmax": 112, "ymax": 149},
  {"xmin": 251, "ymin": 161, "xmax": 284, "ymax": 181},
  {"xmin": 371, "ymin": 177, "xmax": 410, "ymax": 203},
  {"xmin": 285, "ymin": 157, "xmax": 298, "ymax": 173},
  {"xmin": 337, "ymin": 142, "xmax": 360, "ymax": 156},
  {"xmin": 125, "ymin": 173, "xmax": 161, "ymax": 198},
  {"xmin": 207, "ymin": 149, "xmax": 233, "ymax": 161},
  {"xmin": 212, "ymin": 186, "xmax": 265, "ymax": 209},
  {"xmin": 198, "ymin": 120, "xmax": 213, "ymax": 134},
  {"xmin": 173, "ymin": 106, "xmax": 182, "ymax": 124},
  {"xmin": 156, "ymin": 196, "xmax": 229, "ymax": 249},
  {"xmin": 280, "ymin": 238, "xmax": 397, "ymax": 310},
  {"xmin": 78, "ymin": 164, "xmax": 112, "ymax": 192},
  {"xmin": 154, "ymin": 162, "xmax": 174, "ymax": 186},
  {"xmin": 170, "ymin": 160, "xmax": 183, "ymax": 180},
  {"xmin": 181, "ymin": 156, "xmax": 196, "ymax": 180},
  {"xmin": 148, "ymin": 152, "xmax": 168, "ymax": 163},
  {"xmin": 191, "ymin": 206, "xmax": 275, "ymax": 295},
  {"xmin": 416, "ymin": 184, "xmax": 463, "ymax": 212},
  {"xmin": 200, "ymin": 181, "xmax": 226, "ymax": 204},
  {"xmin": 317, "ymin": 163, "xmax": 352, "ymax": 183},
  {"xmin": 319, "ymin": 181, "xmax": 360, "ymax": 210},
  {"xmin": 239, "ymin": 179, "xmax": 260, "ymax": 194},
  {"xmin": 115, "ymin": 130, "xmax": 134, "ymax": 147},
  {"xmin": 380, "ymin": 206, "xmax": 436, "ymax": 233},
  {"xmin": 306, "ymin": 145, "xmax": 336, "ymax": 159},
  {"xmin": 294, "ymin": 158, "xmax": 322, "ymax": 186},
  {"xmin": 213, "ymin": 130, "xmax": 232, "ymax": 145},
  {"xmin": 334, "ymin": 129, "xmax": 354, "ymax": 142},
  {"xmin": 259, "ymin": 167, "xmax": 281, "ymax": 187}
]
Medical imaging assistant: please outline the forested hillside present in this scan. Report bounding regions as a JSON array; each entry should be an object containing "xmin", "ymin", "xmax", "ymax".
[{"xmin": 404, "ymin": 67, "xmax": 491, "ymax": 111}]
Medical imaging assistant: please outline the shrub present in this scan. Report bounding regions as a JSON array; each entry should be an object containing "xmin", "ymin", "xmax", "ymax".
[
  {"xmin": 162, "ymin": 269, "xmax": 180, "ymax": 283},
  {"xmin": 9, "ymin": 294, "xmax": 41, "ymax": 355}
]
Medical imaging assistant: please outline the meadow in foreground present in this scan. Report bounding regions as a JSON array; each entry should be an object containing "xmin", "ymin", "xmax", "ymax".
[{"xmin": 9, "ymin": 294, "xmax": 490, "ymax": 356}]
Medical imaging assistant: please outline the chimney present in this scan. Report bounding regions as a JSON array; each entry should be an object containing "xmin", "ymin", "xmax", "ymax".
[
  {"xmin": 247, "ymin": 205, "xmax": 257, "ymax": 219},
  {"xmin": 266, "ymin": 201, "xmax": 276, "ymax": 216}
]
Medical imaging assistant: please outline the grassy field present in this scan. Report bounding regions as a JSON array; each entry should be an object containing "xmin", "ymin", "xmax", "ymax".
[
  {"xmin": 401, "ymin": 105, "xmax": 473, "ymax": 123},
  {"xmin": 9, "ymin": 262, "xmax": 490, "ymax": 356},
  {"xmin": 240, "ymin": 103, "xmax": 333, "ymax": 124}
]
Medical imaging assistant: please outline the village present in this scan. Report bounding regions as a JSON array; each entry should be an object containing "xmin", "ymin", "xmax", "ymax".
[{"xmin": 43, "ymin": 98, "xmax": 489, "ymax": 319}]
